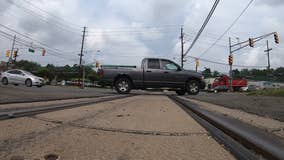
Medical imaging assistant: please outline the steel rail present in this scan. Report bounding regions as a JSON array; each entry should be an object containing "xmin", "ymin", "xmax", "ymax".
[
  {"xmin": 169, "ymin": 96, "xmax": 284, "ymax": 160},
  {"xmin": 0, "ymin": 95, "xmax": 134, "ymax": 120}
]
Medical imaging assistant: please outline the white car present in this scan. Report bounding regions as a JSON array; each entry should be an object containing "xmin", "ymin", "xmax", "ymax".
[{"xmin": 1, "ymin": 69, "xmax": 44, "ymax": 87}]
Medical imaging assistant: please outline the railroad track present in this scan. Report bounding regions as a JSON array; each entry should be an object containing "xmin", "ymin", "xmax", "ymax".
[
  {"xmin": 169, "ymin": 95, "xmax": 284, "ymax": 160},
  {"xmin": 0, "ymin": 94, "xmax": 134, "ymax": 120}
]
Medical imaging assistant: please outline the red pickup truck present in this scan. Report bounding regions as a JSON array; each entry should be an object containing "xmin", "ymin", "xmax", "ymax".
[{"xmin": 212, "ymin": 75, "xmax": 247, "ymax": 91}]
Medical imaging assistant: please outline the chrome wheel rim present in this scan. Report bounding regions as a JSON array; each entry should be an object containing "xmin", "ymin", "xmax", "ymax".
[
  {"xmin": 118, "ymin": 80, "xmax": 129, "ymax": 92},
  {"xmin": 189, "ymin": 83, "xmax": 198, "ymax": 93}
]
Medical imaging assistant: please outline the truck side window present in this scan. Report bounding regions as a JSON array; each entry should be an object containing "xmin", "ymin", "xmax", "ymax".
[
  {"xmin": 148, "ymin": 59, "xmax": 160, "ymax": 69},
  {"xmin": 161, "ymin": 60, "xmax": 178, "ymax": 71}
]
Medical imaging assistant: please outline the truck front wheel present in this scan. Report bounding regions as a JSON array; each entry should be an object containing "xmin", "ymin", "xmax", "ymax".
[
  {"xmin": 114, "ymin": 77, "xmax": 132, "ymax": 94},
  {"xmin": 187, "ymin": 80, "xmax": 200, "ymax": 95}
]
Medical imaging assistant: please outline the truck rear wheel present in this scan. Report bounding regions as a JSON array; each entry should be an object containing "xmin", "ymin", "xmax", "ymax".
[
  {"xmin": 187, "ymin": 80, "xmax": 200, "ymax": 95},
  {"xmin": 114, "ymin": 77, "xmax": 132, "ymax": 94}
]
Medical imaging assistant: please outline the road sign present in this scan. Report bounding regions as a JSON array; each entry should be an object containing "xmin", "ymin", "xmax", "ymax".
[{"xmin": 28, "ymin": 48, "xmax": 35, "ymax": 53}]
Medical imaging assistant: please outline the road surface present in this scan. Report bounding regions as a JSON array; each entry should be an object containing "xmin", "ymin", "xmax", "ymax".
[
  {"xmin": 188, "ymin": 92, "xmax": 284, "ymax": 121},
  {"xmin": 0, "ymin": 85, "xmax": 114, "ymax": 104},
  {"xmin": 0, "ymin": 95, "xmax": 235, "ymax": 160}
]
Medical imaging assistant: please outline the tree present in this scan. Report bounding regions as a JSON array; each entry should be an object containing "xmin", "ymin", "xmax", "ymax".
[
  {"xmin": 202, "ymin": 67, "xmax": 212, "ymax": 78},
  {"xmin": 232, "ymin": 69, "xmax": 241, "ymax": 78},
  {"xmin": 212, "ymin": 70, "xmax": 220, "ymax": 77},
  {"xmin": 14, "ymin": 60, "xmax": 41, "ymax": 72}
]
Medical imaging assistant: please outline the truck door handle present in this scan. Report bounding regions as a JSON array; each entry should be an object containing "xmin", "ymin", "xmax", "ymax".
[
  {"xmin": 164, "ymin": 71, "xmax": 169, "ymax": 74},
  {"xmin": 146, "ymin": 70, "xmax": 152, "ymax": 73}
]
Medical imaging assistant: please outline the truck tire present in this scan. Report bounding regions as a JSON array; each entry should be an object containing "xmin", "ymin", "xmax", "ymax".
[
  {"xmin": 187, "ymin": 80, "xmax": 200, "ymax": 95},
  {"xmin": 176, "ymin": 90, "xmax": 186, "ymax": 96},
  {"xmin": 114, "ymin": 77, "xmax": 132, "ymax": 94}
]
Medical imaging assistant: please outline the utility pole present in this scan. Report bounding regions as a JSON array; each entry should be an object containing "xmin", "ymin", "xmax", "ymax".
[
  {"xmin": 79, "ymin": 26, "xmax": 87, "ymax": 67},
  {"xmin": 79, "ymin": 26, "xmax": 87, "ymax": 88},
  {"xmin": 180, "ymin": 27, "xmax": 184, "ymax": 68},
  {"xmin": 82, "ymin": 61, "xmax": 85, "ymax": 89},
  {"xmin": 264, "ymin": 40, "xmax": 272, "ymax": 81},
  {"xmin": 7, "ymin": 35, "xmax": 16, "ymax": 68},
  {"xmin": 229, "ymin": 37, "xmax": 233, "ymax": 92}
]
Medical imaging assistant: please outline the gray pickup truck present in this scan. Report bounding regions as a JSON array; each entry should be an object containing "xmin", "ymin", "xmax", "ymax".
[{"xmin": 98, "ymin": 58, "xmax": 205, "ymax": 95}]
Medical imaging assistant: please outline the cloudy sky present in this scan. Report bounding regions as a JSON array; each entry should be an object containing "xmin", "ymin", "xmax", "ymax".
[{"xmin": 0, "ymin": 0, "xmax": 283, "ymax": 72}]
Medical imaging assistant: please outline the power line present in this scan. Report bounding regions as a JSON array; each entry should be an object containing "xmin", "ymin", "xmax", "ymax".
[
  {"xmin": 20, "ymin": 0, "xmax": 82, "ymax": 29},
  {"xmin": 0, "ymin": 23, "xmax": 65, "ymax": 53},
  {"xmin": 88, "ymin": 24, "xmax": 181, "ymax": 32},
  {"xmin": 0, "ymin": 28, "xmax": 78, "ymax": 63},
  {"xmin": 184, "ymin": 0, "xmax": 220, "ymax": 57},
  {"xmin": 198, "ymin": 0, "xmax": 255, "ymax": 58},
  {"xmin": 5, "ymin": 0, "xmax": 81, "ymax": 35}
]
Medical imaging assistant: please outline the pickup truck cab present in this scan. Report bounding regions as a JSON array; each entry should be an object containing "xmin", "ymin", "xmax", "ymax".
[{"xmin": 98, "ymin": 58, "xmax": 205, "ymax": 95}]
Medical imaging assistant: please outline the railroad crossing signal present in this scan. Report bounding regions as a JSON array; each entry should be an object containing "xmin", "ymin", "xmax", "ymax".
[
  {"xmin": 274, "ymin": 32, "xmax": 279, "ymax": 44},
  {"xmin": 228, "ymin": 54, "xmax": 233, "ymax": 65},
  {"xmin": 6, "ymin": 50, "xmax": 10, "ymax": 57},
  {"xmin": 249, "ymin": 38, "xmax": 254, "ymax": 47}
]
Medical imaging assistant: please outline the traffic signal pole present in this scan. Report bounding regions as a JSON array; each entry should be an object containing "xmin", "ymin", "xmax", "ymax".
[
  {"xmin": 7, "ymin": 35, "xmax": 16, "ymax": 68},
  {"xmin": 228, "ymin": 32, "xmax": 279, "ymax": 91},
  {"xmin": 229, "ymin": 37, "xmax": 233, "ymax": 92},
  {"xmin": 264, "ymin": 40, "xmax": 272, "ymax": 81},
  {"xmin": 79, "ymin": 26, "xmax": 87, "ymax": 88},
  {"xmin": 180, "ymin": 27, "xmax": 184, "ymax": 68}
]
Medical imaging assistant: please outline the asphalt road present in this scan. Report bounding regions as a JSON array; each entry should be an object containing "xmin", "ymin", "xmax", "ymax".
[
  {"xmin": 0, "ymin": 84, "xmax": 115, "ymax": 104},
  {"xmin": 187, "ymin": 92, "xmax": 284, "ymax": 122},
  {"xmin": 1, "ymin": 84, "xmax": 283, "ymax": 122}
]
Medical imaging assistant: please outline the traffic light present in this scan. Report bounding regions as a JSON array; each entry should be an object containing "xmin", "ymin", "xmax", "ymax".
[
  {"xmin": 95, "ymin": 61, "xmax": 100, "ymax": 68},
  {"xmin": 42, "ymin": 49, "xmax": 46, "ymax": 56},
  {"xmin": 228, "ymin": 54, "xmax": 233, "ymax": 65},
  {"xmin": 13, "ymin": 50, "xmax": 18, "ymax": 58},
  {"xmin": 274, "ymin": 32, "xmax": 279, "ymax": 44},
  {"xmin": 195, "ymin": 59, "xmax": 200, "ymax": 67},
  {"xmin": 6, "ymin": 50, "xmax": 10, "ymax": 58},
  {"xmin": 249, "ymin": 38, "xmax": 254, "ymax": 47}
]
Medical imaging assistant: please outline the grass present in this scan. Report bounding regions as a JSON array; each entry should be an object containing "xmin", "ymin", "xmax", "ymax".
[{"xmin": 247, "ymin": 89, "xmax": 284, "ymax": 97}]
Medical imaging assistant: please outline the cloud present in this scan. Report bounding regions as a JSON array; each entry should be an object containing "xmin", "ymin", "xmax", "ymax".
[
  {"xmin": 0, "ymin": 0, "xmax": 283, "ymax": 72},
  {"xmin": 257, "ymin": 0, "xmax": 284, "ymax": 7}
]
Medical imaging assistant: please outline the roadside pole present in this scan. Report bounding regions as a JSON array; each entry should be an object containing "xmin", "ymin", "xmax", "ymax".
[
  {"xmin": 79, "ymin": 26, "xmax": 87, "ymax": 88},
  {"xmin": 264, "ymin": 40, "xmax": 272, "ymax": 81},
  {"xmin": 82, "ymin": 61, "xmax": 85, "ymax": 89},
  {"xmin": 7, "ymin": 35, "xmax": 16, "ymax": 68},
  {"xmin": 180, "ymin": 27, "xmax": 184, "ymax": 68},
  {"xmin": 229, "ymin": 37, "xmax": 233, "ymax": 92}
]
